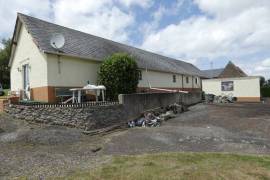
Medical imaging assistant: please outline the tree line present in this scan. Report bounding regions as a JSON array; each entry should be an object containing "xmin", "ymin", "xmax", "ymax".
[{"xmin": 0, "ymin": 38, "xmax": 11, "ymax": 89}]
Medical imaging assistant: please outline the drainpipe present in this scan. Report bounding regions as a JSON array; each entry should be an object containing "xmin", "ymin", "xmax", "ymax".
[
  {"xmin": 192, "ymin": 76, "xmax": 194, "ymax": 90},
  {"xmin": 182, "ymin": 75, "xmax": 184, "ymax": 90}
]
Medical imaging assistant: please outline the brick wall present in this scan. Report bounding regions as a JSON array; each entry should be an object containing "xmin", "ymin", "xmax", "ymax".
[{"xmin": 0, "ymin": 99, "xmax": 8, "ymax": 112}]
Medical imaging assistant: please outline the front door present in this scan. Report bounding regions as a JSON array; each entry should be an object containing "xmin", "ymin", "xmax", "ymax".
[{"xmin": 22, "ymin": 64, "xmax": 30, "ymax": 99}]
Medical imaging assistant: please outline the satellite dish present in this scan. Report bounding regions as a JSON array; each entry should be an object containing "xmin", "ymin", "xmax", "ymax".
[{"xmin": 50, "ymin": 33, "xmax": 65, "ymax": 49}]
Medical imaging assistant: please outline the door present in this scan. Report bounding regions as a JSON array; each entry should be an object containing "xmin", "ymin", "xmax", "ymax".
[{"xmin": 22, "ymin": 64, "xmax": 30, "ymax": 99}]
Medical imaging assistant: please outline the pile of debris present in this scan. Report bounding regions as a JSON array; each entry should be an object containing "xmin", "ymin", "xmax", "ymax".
[
  {"xmin": 128, "ymin": 103, "xmax": 187, "ymax": 128},
  {"xmin": 205, "ymin": 94, "xmax": 237, "ymax": 104}
]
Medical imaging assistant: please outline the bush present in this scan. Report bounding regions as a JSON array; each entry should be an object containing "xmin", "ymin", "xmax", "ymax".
[
  {"xmin": 98, "ymin": 53, "xmax": 139, "ymax": 100},
  {"xmin": 261, "ymin": 87, "xmax": 270, "ymax": 97}
]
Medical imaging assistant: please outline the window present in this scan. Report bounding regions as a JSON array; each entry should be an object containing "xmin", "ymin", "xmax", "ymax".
[
  {"xmin": 138, "ymin": 70, "xmax": 142, "ymax": 80},
  {"xmin": 186, "ymin": 76, "xmax": 189, "ymax": 84},
  {"xmin": 172, "ymin": 75, "xmax": 176, "ymax": 83},
  {"xmin": 221, "ymin": 81, "xmax": 234, "ymax": 91},
  {"xmin": 195, "ymin": 77, "xmax": 198, "ymax": 84}
]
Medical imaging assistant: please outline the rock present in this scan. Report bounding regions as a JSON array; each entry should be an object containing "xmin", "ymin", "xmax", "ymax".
[
  {"xmin": 91, "ymin": 147, "xmax": 102, "ymax": 153},
  {"xmin": 0, "ymin": 128, "xmax": 4, "ymax": 134}
]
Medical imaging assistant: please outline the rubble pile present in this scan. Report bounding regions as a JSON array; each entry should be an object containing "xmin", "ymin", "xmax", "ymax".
[
  {"xmin": 205, "ymin": 94, "xmax": 237, "ymax": 104},
  {"xmin": 128, "ymin": 103, "xmax": 186, "ymax": 128}
]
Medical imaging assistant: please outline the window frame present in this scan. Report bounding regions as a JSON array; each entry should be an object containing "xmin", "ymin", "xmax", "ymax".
[
  {"xmin": 186, "ymin": 76, "xmax": 189, "ymax": 84},
  {"xmin": 221, "ymin": 81, "xmax": 234, "ymax": 91},
  {"xmin": 172, "ymin": 74, "xmax": 176, "ymax": 83}
]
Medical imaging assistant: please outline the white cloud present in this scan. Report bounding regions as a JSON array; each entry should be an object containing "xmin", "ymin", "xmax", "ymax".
[
  {"xmin": 262, "ymin": 58, "xmax": 270, "ymax": 67},
  {"xmin": 195, "ymin": 0, "xmax": 270, "ymax": 19},
  {"xmin": 242, "ymin": 58, "xmax": 270, "ymax": 78},
  {"xmin": 0, "ymin": 0, "xmax": 52, "ymax": 38},
  {"xmin": 142, "ymin": 1, "xmax": 270, "ymax": 64},
  {"xmin": 0, "ymin": 0, "xmax": 136, "ymax": 43},
  {"xmin": 53, "ymin": 0, "xmax": 134, "ymax": 42},
  {"xmin": 117, "ymin": 0, "xmax": 153, "ymax": 8},
  {"xmin": 143, "ymin": 10, "xmax": 270, "ymax": 58},
  {"xmin": 140, "ymin": 0, "xmax": 186, "ymax": 38}
]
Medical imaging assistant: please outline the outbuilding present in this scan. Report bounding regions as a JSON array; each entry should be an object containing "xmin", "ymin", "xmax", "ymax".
[{"xmin": 202, "ymin": 62, "xmax": 261, "ymax": 102}]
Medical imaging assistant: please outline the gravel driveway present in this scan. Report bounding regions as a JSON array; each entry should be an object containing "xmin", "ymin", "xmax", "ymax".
[
  {"xmin": 104, "ymin": 103, "xmax": 270, "ymax": 155},
  {"xmin": 1, "ymin": 103, "xmax": 270, "ymax": 179}
]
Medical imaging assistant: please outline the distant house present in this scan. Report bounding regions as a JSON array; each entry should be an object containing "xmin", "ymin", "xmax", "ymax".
[
  {"xmin": 202, "ymin": 62, "xmax": 260, "ymax": 102},
  {"xmin": 202, "ymin": 61, "xmax": 247, "ymax": 79},
  {"xmin": 9, "ymin": 13, "xmax": 203, "ymax": 103}
]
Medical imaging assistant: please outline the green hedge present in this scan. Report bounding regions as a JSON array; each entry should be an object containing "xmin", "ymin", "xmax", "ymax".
[
  {"xmin": 261, "ymin": 87, "xmax": 270, "ymax": 97},
  {"xmin": 98, "ymin": 53, "xmax": 139, "ymax": 100}
]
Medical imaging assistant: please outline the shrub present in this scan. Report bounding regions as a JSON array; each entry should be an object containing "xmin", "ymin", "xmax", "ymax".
[
  {"xmin": 98, "ymin": 53, "xmax": 139, "ymax": 100},
  {"xmin": 261, "ymin": 87, "xmax": 270, "ymax": 97}
]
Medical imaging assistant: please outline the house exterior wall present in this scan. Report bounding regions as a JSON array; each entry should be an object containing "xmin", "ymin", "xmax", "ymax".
[
  {"xmin": 10, "ymin": 25, "xmax": 48, "ymax": 91},
  {"xmin": 202, "ymin": 77, "xmax": 260, "ymax": 102},
  {"xmin": 46, "ymin": 54, "xmax": 100, "ymax": 87},
  {"xmin": 9, "ymin": 25, "xmax": 202, "ymax": 103},
  {"xmin": 138, "ymin": 70, "xmax": 201, "ymax": 90}
]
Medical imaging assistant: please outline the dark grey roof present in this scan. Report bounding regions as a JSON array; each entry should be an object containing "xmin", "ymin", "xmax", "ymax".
[
  {"xmin": 17, "ymin": 13, "xmax": 204, "ymax": 76},
  {"xmin": 202, "ymin": 68, "xmax": 224, "ymax": 78}
]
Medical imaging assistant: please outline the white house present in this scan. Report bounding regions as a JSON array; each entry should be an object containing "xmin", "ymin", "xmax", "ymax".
[
  {"xmin": 9, "ymin": 13, "xmax": 203, "ymax": 102},
  {"xmin": 202, "ymin": 62, "xmax": 261, "ymax": 102}
]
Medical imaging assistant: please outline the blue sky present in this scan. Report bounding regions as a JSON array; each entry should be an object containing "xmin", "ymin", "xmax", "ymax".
[{"xmin": 0, "ymin": 0, "xmax": 269, "ymax": 78}]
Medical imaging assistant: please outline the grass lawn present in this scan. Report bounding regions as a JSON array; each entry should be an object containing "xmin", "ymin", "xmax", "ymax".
[
  {"xmin": 3, "ymin": 89, "xmax": 9, "ymax": 96},
  {"xmin": 54, "ymin": 152, "xmax": 270, "ymax": 180},
  {"xmin": 0, "ymin": 89, "xmax": 9, "ymax": 99}
]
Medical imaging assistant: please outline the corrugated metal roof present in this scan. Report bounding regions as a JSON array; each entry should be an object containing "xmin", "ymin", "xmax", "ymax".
[{"xmin": 17, "ymin": 13, "xmax": 204, "ymax": 77}]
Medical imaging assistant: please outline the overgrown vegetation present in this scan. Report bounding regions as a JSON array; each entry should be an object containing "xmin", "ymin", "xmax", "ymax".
[
  {"xmin": 55, "ymin": 152, "xmax": 270, "ymax": 180},
  {"xmin": 260, "ymin": 77, "xmax": 270, "ymax": 97},
  {"xmin": 261, "ymin": 87, "xmax": 270, "ymax": 97},
  {"xmin": 98, "ymin": 53, "xmax": 139, "ymax": 100},
  {"xmin": 0, "ymin": 38, "xmax": 11, "ymax": 89}
]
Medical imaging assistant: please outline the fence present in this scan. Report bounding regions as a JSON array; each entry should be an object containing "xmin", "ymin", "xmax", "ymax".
[{"xmin": 14, "ymin": 101, "xmax": 119, "ymax": 108}]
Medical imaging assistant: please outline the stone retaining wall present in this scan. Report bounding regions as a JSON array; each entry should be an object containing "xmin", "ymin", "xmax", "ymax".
[
  {"xmin": 5, "ymin": 92, "xmax": 202, "ymax": 130},
  {"xmin": 5, "ymin": 104, "xmax": 127, "ymax": 130}
]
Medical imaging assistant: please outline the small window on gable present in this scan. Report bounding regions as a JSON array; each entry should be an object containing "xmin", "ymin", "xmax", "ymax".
[
  {"xmin": 195, "ymin": 77, "xmax": 198, "ymax": 84},
  {"xmin": 186, "ymin": 76, "xmax": 189, "ymax": 84},
  {"xmin": 173, "ymin": 75, "xmax": 176, "ymax": 83},
  {"xmin": 138, "ymin": 70, "xmax": 142, "ymax": 80}
]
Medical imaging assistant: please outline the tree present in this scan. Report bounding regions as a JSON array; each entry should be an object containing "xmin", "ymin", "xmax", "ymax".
[
  {"xmin": 98, "ymin": 53, "xmax": 139, "ymax": 100},
  {"xmin": 0, "ymin": 38, "xmax": 11, "ymax": 89},
  {"xmin": 260, "ymin": 76, "xmax": 266, "ymax": 87},
  {"xmin": 266, "ymin": 79, "xmax": 270, "ymax": 87}
]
